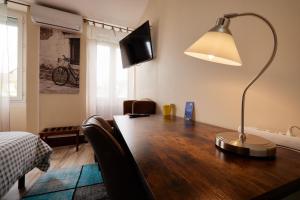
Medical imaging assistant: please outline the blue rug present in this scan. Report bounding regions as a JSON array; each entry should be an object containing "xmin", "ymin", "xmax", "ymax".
[{"xmin": 23, "ymin": 164, "xmax": 109, "ymax": 200}]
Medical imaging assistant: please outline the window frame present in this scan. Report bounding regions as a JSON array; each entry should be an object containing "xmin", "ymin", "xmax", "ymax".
[{"xmin": 7, "ymin": 9, "xmax": 26, "ymax": 102}]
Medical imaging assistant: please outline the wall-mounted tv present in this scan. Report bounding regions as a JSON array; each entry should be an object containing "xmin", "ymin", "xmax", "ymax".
[{"xmin": 119, "ymin": 21, "xmax": 153, "ymax": 68}]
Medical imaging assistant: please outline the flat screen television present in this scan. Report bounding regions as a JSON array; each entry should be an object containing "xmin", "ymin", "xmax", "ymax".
[{"xmin": 119, "ymin": 21, "xmax": 153, "ymax": 68}]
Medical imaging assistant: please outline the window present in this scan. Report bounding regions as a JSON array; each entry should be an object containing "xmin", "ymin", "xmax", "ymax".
[
  {"xmin": 92, "ymin": 42, "xmax": 129, "ymax": 119},
  {"xmin": 96, "ymin": 43, "xmax": 128, "ymax": 99},
  {"xmin": 0, "ymin": 11, "xmax": 25, "ymax": 101},
  {"xmin": 70, "ymin": 38, "xmax": 80, "ymax": 65},
  {"xmin": 86, "ymin": 26, "xmax": 133, "ymax": 119}
]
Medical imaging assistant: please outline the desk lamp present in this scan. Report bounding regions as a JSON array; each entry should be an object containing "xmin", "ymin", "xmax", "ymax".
[{"xmin": 184, "ymin": 13, "xmax": 277, "ymax": 157}]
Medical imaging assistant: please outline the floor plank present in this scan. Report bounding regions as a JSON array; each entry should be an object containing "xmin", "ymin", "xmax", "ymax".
[{"xmin": 2, "ymin": 144, "xmax": 94, "ymax": 200}]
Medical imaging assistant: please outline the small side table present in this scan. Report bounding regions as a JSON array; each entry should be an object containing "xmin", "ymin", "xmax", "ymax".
[{"xmin": 39, "ymin": 126, "xmax": 80, "ymax": 151}]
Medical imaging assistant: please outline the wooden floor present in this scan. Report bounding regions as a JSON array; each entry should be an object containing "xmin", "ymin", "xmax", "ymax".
[{"xmin": 2, "ymin": 143, "xmax": 94, "ymax": 200}]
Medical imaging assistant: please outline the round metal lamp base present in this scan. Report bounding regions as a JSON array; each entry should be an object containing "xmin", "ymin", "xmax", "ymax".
[{"xmin": 215, "ymin": 132, "xmax": 276, "ymax": 157}]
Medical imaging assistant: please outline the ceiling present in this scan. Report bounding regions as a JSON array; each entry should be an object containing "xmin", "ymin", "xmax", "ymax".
[{"xmin": 22, "ymin": 0, "xmax": 149, "ymax": 28}]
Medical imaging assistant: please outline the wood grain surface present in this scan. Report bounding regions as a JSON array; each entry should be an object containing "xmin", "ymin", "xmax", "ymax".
[{"xmin": 114, "ymin": 115, "xmax": 300, "ymax": 200}]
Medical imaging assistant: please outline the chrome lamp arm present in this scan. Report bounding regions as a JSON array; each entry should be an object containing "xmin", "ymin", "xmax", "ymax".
[{"xmin": 224, "ymin": 13, "xmax": 278, "ymax": 143}]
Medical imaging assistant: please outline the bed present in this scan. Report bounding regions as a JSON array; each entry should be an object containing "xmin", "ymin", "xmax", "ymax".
[{"xmin": 0, "ymin": 131, "xmax": 53, "ymax": 198}]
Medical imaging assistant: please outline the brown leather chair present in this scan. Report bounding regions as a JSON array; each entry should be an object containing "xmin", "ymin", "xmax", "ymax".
[
  {"xmin": 81, "ymin": 116, "xmax": 153, "ymax": 200},
  {"xmin": 123, "ymin": 100, "xmax": 156, "ymax": 115}
]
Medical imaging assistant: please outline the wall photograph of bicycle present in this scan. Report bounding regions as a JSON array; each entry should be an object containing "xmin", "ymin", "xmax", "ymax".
[{"xmin": 39, "ymin": 27, "xmax": 80, "ymax": 94}]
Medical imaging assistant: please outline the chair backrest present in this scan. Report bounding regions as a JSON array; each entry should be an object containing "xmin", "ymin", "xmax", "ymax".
[
  {"xmin": 123, "ymin": 100, "xmax": 156, "ymax": 115},
  {"xmin": 88, "ymin": 115, "xmax": 113, "ymax": 134},
  {"xmin": 81, "ymin": 116, "xmax": 153, "ymax": 200},
  {"xmin": 123, "ymin": 100, "xmax": 135, "ymax": 114}
]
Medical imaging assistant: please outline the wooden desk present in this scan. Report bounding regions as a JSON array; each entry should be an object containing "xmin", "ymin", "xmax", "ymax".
[{"xmin": 113, "ymin": 115, "xmax": 300, "ymax": 200}]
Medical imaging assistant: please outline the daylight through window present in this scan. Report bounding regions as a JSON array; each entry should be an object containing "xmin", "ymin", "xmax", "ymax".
[{"xmin": 0, "ymin": 16, "xmax": 23, "ymax": 101}]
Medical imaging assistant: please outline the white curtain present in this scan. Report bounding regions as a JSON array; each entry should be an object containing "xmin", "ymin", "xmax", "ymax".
[
  {"xmin": 86, "ymin": 25, "xmax": 135, "ymax": 120},
  {"xmin": 0, "ymin": 0, "xmax": 10, "ymax": 131}
]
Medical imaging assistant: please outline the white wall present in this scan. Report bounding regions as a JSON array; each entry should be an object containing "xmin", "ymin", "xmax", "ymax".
[
  {"xmin": 10, "ymin": 102, "xmax": 26, "ymax": 131},
  {"xmin": 10, "ymin": 0, "xmax": 300, "ymax": 134},
  {"xmin": 26, "ymin": 13, "xmax": 87, "ymax": 133},
  {"xmin": 136, "ymin": 0, "xmax": 300, "ymax": 132},
  {"xmin": 26, "ymin": 12, "xmax": 40, "ymax": 133},
  {"xmin": 38, "ymin": 25, "xmax": 87, "ymax": 130}
]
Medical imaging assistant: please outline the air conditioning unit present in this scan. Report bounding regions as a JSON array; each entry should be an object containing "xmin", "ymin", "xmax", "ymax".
[{"xmin": 31, "ymin": 4, "xmax": 82, "ymax": 33}]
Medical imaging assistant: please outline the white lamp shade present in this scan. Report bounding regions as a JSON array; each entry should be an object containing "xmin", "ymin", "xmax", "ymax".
[{"xmin": 184, "ymin": 31, "xmax": 242, "ymax": 66}]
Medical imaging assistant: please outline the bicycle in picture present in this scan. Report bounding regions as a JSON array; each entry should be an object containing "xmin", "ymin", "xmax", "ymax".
[{"xmin": 52, "ymin": 55, "xmax": 79, "ymax": 87}]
